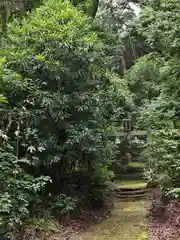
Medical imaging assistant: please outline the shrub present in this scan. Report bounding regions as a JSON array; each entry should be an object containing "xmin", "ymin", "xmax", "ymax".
[
  {"xmin": 0, "ymin": 1, "xmax": 131, "ymax": 234},
  {"xmin": 0, "ymin": 148, "xmax": 50, "ymax": 232},
  {"xmin": 52, "ymin": 194, "xmax": 76, "ymax": 217},
  {"xmin": 0, "ymin": 0, "xmax": 129, "ymax": 206},
  {"xmin": 167, "ymin": 188, "xmax": 180, "ymax": 199},
  {"xmin": 144, "ymin": 130, "xmax": 180, "ymax": 190}
]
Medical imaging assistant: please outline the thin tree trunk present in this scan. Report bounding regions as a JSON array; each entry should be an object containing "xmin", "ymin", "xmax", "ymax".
[
  {"xmin": 1, "ymin": 6, "xmax": 7, "ymax": 35},
  {"xmin": 90, "ymin": 0, "xmax": 99, "ymax": 18}
]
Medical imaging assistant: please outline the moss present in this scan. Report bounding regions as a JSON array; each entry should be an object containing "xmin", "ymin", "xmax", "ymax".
[
  {"xmin": 115, "ymin": 180, "xmax": 147, "ymax": 189},
  {"xmin": 128, "ymin": 162, "xmax": 145, "ymax": 169},
  {"xmin": 74, "ymin": 199, "xmax": 149, "ymax": 240},
  {"xmin": 73, "ymin": 180, "xmax": 149, "ymax": 240}
]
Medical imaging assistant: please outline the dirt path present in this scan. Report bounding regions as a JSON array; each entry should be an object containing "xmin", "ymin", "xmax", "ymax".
[{"xmin": 72, "ymin": 181, "xmax": 150, "ymax": 240}]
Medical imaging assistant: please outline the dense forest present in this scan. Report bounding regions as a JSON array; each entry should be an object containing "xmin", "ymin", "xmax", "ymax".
[{"xmin": 0, "ymin": 0, "xmax": 180, "ymax": 239}]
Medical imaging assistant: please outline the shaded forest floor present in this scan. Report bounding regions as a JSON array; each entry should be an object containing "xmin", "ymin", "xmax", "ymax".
[
  {"xmin": 71, "ymin": 180, "xmax": 150, "ymax": 240},
  {"xmin": 149, "ymin": 200, "xmax": 180, "ymax": 240},
  {"xmin": 27, "ymin": 181, "xmax": 180, "ymax": 240},
  {"xmin": 72, "ymin": 199, "xmax": 149, "ymax": 240}
]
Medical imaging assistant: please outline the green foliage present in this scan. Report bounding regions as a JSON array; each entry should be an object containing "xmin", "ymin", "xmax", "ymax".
[
  {"xmin": 52, "ymin": 194, "xmax": 76, "ymax": 216},
  {"xmin": 96, "ymin": 0, "xmax": 137, "ymax": 36},
  {"xmin": 123, "ymin": 0, "xmax": 180, "ymax": 195},
  {"xmin": 167, "ymin": 188, "xmax": 180, "ymax": 199},
  {"xmin": 137, "ymin": 0, "xmax": 180, "ymax": 55},
  {"xmin": 0, "ymin": 0, "xmax": 130, "ymax": 233},
  {"xmin": 0, "ymin": 0, "xmax": 114, "ymax": 173},
  {"xmin": 95, "ymin": 0, "xmax": 150, "ymax": 75},
  {"xmin": 125, "ymin": 55, "xmax": 162, "ymax": 106},
  {"xmin": 27, "ymin": 217, "xmax": 57, "ymax": 233},
  {"xmin": 0, "ymin": 148, "xmax": 50, "ymax": 231},
  {"xmin": 0, "ymin": 94, "xmax": 8, "ymax": 103},
  {"xmin": 0, "ymin": 0, "xmax": 42, "ymax": 36},
  {"xmin": 144, "ymin": 130, "xmax": 180, "ymax": 190}
]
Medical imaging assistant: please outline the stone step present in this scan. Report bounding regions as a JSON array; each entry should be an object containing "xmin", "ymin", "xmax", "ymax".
[
  {"xmin": 115, "ymin": 186, "xmax": 147, "ymax": 192},
  {"xmin": 115, "ymin": 192, "xmax": 151, "ymax": 200},
  {"xmin": 115, "ymin": 173, "xmax": 142, "ymax": 180},
  {"xmin": 114, "ymin": 187, "xmax": 151, "ymax": 195},
  {"xmin": 113, "ymin": 184, "xmax": 152, "ymax": 200}
]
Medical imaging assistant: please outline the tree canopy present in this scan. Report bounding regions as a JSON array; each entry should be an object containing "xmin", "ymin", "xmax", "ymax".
[
  {"xmin": 1, "ymin": 0, "xmax": 180, "ymax": 237},
  {"xmin": 0, "ymin": 0, "xmax": 130, "ymax": 234},
  {"xmin": 124, "ymin": 0, "xmax": 180, "ymax": 192}
]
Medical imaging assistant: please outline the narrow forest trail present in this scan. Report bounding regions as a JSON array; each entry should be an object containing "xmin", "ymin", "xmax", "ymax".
[{"xmin": 72, "ymin": 180, "xmax": 150, "ymax": 240}]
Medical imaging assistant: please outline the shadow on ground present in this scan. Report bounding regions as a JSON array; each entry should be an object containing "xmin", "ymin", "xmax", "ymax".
[{"xmin": 72, "ymin": 181, "xmax": 149, "ymax": 240}]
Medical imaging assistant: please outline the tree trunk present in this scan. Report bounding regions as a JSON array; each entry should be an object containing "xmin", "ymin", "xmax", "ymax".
[
  {"xmin": 1, "ymin": 6, "xmax": 7, "ymax": 35},
  {"xmin": 89, "ymin": 0, "xmax": 99, "ymax": 18}
]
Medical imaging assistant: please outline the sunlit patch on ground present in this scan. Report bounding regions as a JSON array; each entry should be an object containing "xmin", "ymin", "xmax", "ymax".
[
  {"xmin": 72, "ymin": 180, "xmax": 149, "ymax": 240},
  {"xmin": 72, "ymin": 199, "xmax": 149, "ymax": 240},
  {"xmin": 115, "ymin": 180, "xmax": 147, "ymax": 189},
  {"xmin": 128, "ymin": 162, "xmax": 145, "ymax": 169}
]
